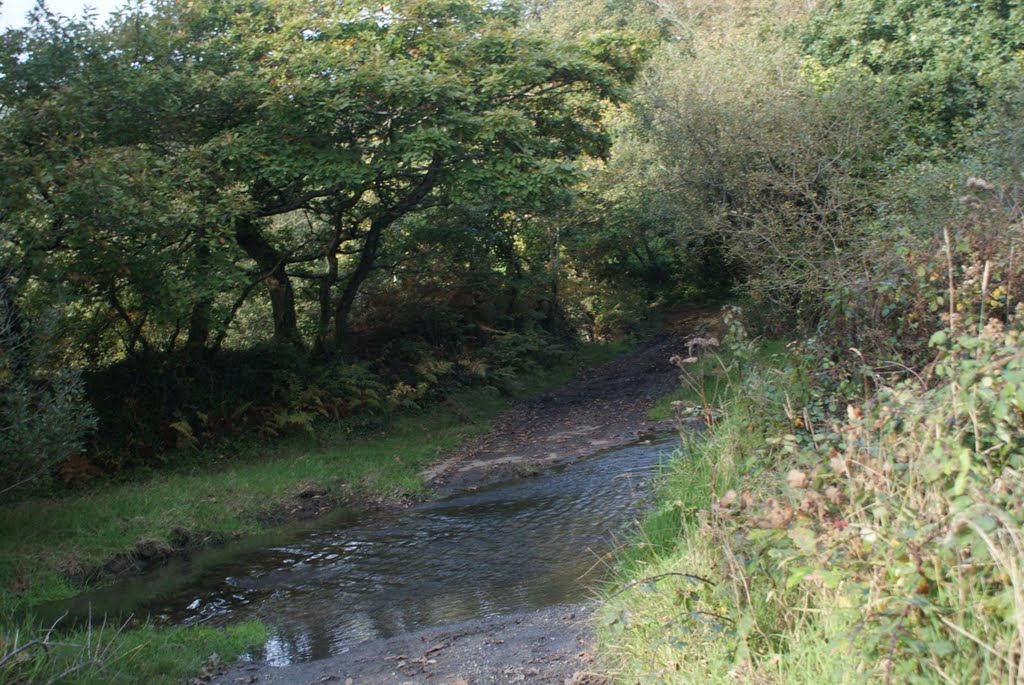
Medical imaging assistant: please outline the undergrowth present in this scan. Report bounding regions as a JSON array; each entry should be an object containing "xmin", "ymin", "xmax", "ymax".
[{"xmin": 600, "ymin": 311, "xmax": 1024, "ymax": 683}]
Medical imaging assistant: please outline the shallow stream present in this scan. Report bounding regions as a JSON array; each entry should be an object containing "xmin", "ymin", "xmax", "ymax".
[{"xmin": 65, "ymin": 435, "xmax": 677, "ymax": 666}]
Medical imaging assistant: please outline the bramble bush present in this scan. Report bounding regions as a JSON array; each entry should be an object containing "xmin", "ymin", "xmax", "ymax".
[{"xmin": 715, "ymin": 320, "xmax": 1024, "ymax": 682}]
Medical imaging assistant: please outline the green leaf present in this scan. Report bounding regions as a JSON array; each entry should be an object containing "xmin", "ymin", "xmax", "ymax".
[
  {"xmin": 788, "ymin": 526, "xmax": 818, "ymax": 554},
  {"xmin": 953, "ymin": 448, "xmax": 972, "ymax": 496},
  {"xmin": 973, "ymin": 515, "xmax": 998, "ymax": 533},
  {"xmin": 786, "ymin": 566, "xmax": 813, "ymax": 590}
]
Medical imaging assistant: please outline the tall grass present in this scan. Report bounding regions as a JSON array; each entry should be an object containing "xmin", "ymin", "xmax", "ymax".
[
  {"xmin": 599, "ymin": 318, "xmax": 1024, "ymax": 683},
  {"xmin": 0, "ymin": 617, "xmax": 264, "ymax": 685}
]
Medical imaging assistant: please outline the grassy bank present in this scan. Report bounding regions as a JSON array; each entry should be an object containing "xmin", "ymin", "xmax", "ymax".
[
  {"xmin": 0, "ymin": 621, "xmax": 265, "ymax": 685},
  {"xmin": 600, "ymin": 324, "xmax": 1024, "ymax": 683},
  {"xmin": 0, "ymin": 341, "xmax": 625, "ymax": 683}
]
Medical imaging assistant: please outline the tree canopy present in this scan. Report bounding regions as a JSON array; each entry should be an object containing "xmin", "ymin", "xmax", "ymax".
[
  {"xmin": 0, "ymin": 0, "xmax": 649, "ymax": 481},
  {"xmin": 0, "ymin": 0, "xmax": 646, "ymax": 363}
]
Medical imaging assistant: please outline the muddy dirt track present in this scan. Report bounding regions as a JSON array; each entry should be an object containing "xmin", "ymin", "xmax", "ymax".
[
  {"xmin": 210, "ymin": 308, "xmax": 718, "ymax": 685},
  {"xmin": 423, "ymin": 308, "xmax": 719, "ymax": 493}
]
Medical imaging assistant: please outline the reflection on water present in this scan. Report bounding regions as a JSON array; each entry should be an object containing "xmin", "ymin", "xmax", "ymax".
[{"xmin": 77, "ymin": 436, "xmax": 677, "ymax": 665}]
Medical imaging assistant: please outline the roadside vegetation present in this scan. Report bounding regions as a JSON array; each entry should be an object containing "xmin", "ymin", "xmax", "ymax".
[
  {"xmin": 596, "ymin": 0, "xmax": 1024, "ymax": 682},
  {"xmin": 603, "ymin": 312, "xmax": 1024, "ymax": 683}
]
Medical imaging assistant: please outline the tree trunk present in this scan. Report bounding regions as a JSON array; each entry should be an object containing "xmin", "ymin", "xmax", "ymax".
[
  {"xmin": 333, "ymin": 218, "xmax": 385, "ymax": 352},
  {"xmin": 312, "ymin": 216, "xmax": 344, "ymax": 360},
  {"xmin": 542, "ymin": 224, "xmax": 565, "ymax": 336},
  {"xmin": 185, "ymin": 227, "xmax": 212, "ymax": 358},
  {"xmin": 331, "ymin": 158, "xmax": 442, "ymax": 351},
  {"xmin": 234, "ymin": 217, "xmax": 303, "ymax": 347},
  {"xmin": 185, "ymin": 299, "xmax": 211, "ymax": 357}
]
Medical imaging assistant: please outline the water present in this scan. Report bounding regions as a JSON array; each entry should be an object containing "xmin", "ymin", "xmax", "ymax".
[{"xmin": 70, "ymin": 435, "xmax": 677, "ymax": 665}]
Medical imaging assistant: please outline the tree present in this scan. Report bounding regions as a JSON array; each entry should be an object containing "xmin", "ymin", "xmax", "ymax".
[
  {"xmin": 0, "ymin": 0, "xmax": 646, "ymax": 363},
  {"xmin": 202, "ymin": 0, "xmax": 647, "ymax": 352},
  {"xmin": 0, "ymin": 5, "xmax": 251, "ymax": 362},
  {"xmin": 802, "ymin": 0, "xmax": 1024, "ymax": 152}
]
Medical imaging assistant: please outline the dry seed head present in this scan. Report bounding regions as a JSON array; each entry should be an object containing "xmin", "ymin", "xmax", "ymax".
[
  {"xmin": 824, "ymin": 486, "xmax": 842, "ymax": 505},
  {"xmin": 830, "ymin": 455, "xmax": 851, "ymax": 477},
  {"xmin": 800, "ymin": 491, "xmax": 827, "ymax": 519},
  {"xmin": 669, "ymin": 354, "xmax": 700, "ymax": 368},
  {"xmin": 685, "ymin": 336, "xmax": 720, "ymax": 356},
  {"xmin": 757, "ymin": 499, "xmax": 795, "ymax": 529},
  {"xmin": 787, "ymin": 469, "xmax": 809, "ymax": 489},
  {"xmin": 719, "ymin": 489, "xmax": 738, "ymax": 507}
]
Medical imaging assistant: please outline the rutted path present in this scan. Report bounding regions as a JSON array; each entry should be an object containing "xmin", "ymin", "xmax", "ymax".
[
  {"xmin": 209, "ymin": 309, "xmax": 718, "ymax": 685},
  {"xmin": 423, "ymin": 311, "xmax": 715, "ymax": 493}
]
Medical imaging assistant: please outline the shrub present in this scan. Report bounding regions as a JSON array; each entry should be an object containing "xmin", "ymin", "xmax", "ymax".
[
  {"xmin": 601, "ymin": 311, "xmax": 1024, "ymax": 683},
  {"xmin": 0, "ymin": 288, "xmax": 97, "ymax": 497}
]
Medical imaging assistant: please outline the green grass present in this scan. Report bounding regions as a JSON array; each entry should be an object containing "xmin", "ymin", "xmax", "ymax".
[
  {"xmin": 647, "ymin": 339, "xmax": 787, "ymax": 421},
  {"xmin": 600, "ymin": 328, "xmax": 1024, "ymax": 683},
  {"xmin": 0, "ymin": 619, "xmax": 265, "ymax": 685},
  {"xmin": 611, "ymin": 434, "xmax": 716, "ymax": 576},
  {"xmin": 0, "ymin": 404, "xmax": 485, "ymax": 610},
  {"xmin": 598, "ymin": 352, "xmax": 840, "ymax": 684}
]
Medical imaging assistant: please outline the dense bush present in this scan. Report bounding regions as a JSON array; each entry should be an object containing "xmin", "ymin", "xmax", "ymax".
[
  {"xmin": 602, "ymin": 307, "xmax": 1024, "ymax": 682},
  {"xmin": 0, "ymin": 0, "xmax": 649, "ymax": 485},
  {"xmin": 80, "ymin": 320, "xmax": 574, "ymax": 473},
  {"xmin": 0, "ymin": 289, "xmax": 97, "ymax": 495},
  {"xmin": 572, "ymin": 0, "xmax": 1023, "ymax": 347},
  {"xmin": 802, "ymin": 0, "xmax": 1024, "ymax": 154}
]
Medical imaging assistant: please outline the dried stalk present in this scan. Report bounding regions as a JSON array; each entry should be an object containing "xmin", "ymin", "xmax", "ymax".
[{"xmin": 944, "ymin": 226, "xmax": 956, "ymax": 334}]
